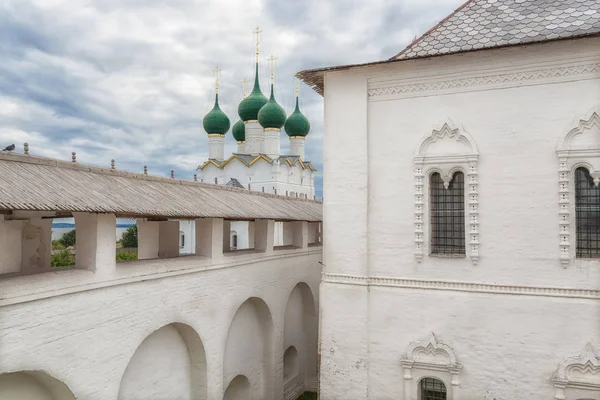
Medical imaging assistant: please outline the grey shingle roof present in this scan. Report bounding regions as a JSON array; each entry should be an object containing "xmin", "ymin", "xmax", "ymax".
[
  {"xmin": 298, "ymin": 0, "xmax": 600, "ymax": 95},
  {"xmin": 0, "ymin": 152, "xmax": 322, "ymax": 221},
  {"xmin": 395, "ymin": 0, "xmax": 600, "ymax": 60},
  {"xmin": 225, "ymin": 178, "xmax": 245, "ymax": 189}
]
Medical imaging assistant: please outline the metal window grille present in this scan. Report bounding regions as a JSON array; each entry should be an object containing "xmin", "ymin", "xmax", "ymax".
[
  {"xmin": 430, "ymin": 172, "xmax": 466, "ymax": 255},
  {"xmin": 420, "ymin": 378, "xmax": 447, "ymax": 400},
  {"xmin": 575, "ymin": 167, "xmax": 600, "ymax": 258}
]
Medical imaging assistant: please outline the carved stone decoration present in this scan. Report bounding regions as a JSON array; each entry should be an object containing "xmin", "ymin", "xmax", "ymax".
[
  {"xmin": 551, "ymin": 343, "xmax": 600, "ymax": 400},
  {"xmin": 401, "ymin": 333, "xmax": 462, "ymax": 400},
  {"xmin": 368, "ymin": 61, "xmax": 600, "ymax": 100},
  {"xmin": 414, "ymin": 122, "xmax": 479, "ymax": 264},
  {"xmin": 556, "ymin": 110, "xmax": 600, "ymax": 267}
]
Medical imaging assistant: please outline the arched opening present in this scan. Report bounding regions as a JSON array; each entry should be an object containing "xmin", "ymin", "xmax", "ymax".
[
  {"xmin": 224, "ymin": 297, "xmax": 274, "ymax": 400},
  {"xmin": 283, "ymin": 346, "xmax": 299, "ymax": 382},
  {"xmin": 283, "ymin": 283, "xmax": 318, "ymax": 396},
  {"xmin": 223, "ymin": 374, "xmax": 250, "ymax": 400},
  {"xmin": 0, "ymin": 371, "xmax": 76, "ymax": 400},
  {"xmin": 419, "ymin": 377, "xmax": 447, "ymax": 400},
  {"xmin": 118, "ymin": 323, "xmax": 207, "ymax": 400}
]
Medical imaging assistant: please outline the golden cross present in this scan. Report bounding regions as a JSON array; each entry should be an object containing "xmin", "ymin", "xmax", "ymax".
[
  {"xmin": 253, "ymin": 26, "xmax": 262, "ymax": 62},
  {"xmin": 267, "ymin": 55, "xmax": 278, "ymax": 83},
  {"xmin": 214, "ymin": 66, "xmax": 221, "ymax": 93},
  {"xmin": 241, "ymin": 78, "xmax": 248, "ymax": 98}
]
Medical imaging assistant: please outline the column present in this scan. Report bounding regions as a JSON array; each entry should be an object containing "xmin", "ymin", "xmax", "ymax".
[
  {"xmin": 282, "ymin": 222, "xmax": 294, "ymax": 246},
  {"xmin": 158, "ymin": 221, "xmax": 179, "ymax": 258},
  {"xmin": 292, "ymin": 221, "xmax": 308, "ymax": 249},
  {"xmin": 137, "ymin": 219, "xmax": 159, "ymax": 260},
  {"xmin": 248, "ymin": 221, "xmax": 255, "ymax": 249},
  {"xmin": 195, "ymin": 218, "xmax": 224, "ymax": 259},
  {"xmin": 223, "ymin": 220, "xmax": 231, "ymax": 252},
  {"xmin": 74, "ymin": 212, "xmax": 116, "ymax": 273},
  {"xmin": 21, "ymin": 218, "xmax": 52, "ymax": 272},
  {"xmin": 0, "ymin": 217, "xmax": 22, "ymax": 274},
  {"xmin": 254, "ymin": 219, "xmax": 274, "ymax": 253}
]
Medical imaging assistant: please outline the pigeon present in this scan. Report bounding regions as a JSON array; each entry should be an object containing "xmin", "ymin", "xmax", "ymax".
[{"xmin": 2, "ymin": 144, "xmax": 15, "ymax": 152}]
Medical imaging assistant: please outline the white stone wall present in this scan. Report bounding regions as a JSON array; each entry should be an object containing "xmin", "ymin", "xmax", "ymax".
[
  {"xmin": 0, "ymin": 245, "xmax": 322, "ymax": 400},
  {"xmin": 320, "ymin": 36, "xmax": 600, "ymax": 400}
]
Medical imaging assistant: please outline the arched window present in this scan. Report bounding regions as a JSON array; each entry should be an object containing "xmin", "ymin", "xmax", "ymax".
[
  {"xmin": 414, "ymin": 122, "xmax": 479, "ymax": 264},
  {"xmin": 420, "ymin": 378, "xmax": 447, "ymax": 400},
  {"xmin": 575, "ymin": 167, "xmax": 600, "ymax": 258},
  {"xmin": 430, "ymin": 171, "xmax": 466, "ymax": 256}
]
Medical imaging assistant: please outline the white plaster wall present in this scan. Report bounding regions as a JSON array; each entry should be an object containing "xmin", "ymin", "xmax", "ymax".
[
  {"xmin": 0, "ymin": 248, "xmax": 321, "ymax": 400},
  {"xmin": 320, "ymin": 37, "xmax": 600, "ymax": 400},
  {"xmin": 118, "ymin": 325, "xmax": 191, "ymax": 400}
]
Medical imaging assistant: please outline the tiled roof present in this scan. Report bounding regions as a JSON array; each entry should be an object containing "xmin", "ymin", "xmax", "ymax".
[
  {"xmin": 297, "ymin": 0, "xmax": 600, "ymax": 95},
  {"xmin": 0, "ymin": 152, "xmax": 322, "ymax": 221},
  {"xmin": 225, "ymin": 178, "xmax": 245, "ymax": 189},
  {"xmin": 395, "ymin": 0, "xmax": 600, "ymax": 60}
]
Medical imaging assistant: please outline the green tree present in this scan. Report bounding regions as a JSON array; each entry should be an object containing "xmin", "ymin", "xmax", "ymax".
[
  {"xmin": 121, "ymin": 225, "xmax": 138, "ymax": 248},
  {"xmin": 59, "ymin": 229, "xmax": 76, "ymax": 248}
]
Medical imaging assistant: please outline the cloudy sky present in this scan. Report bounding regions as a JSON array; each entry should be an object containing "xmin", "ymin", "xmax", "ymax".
[{"xmin": 0, "ymin": 0, "xmax": 464, "ymax": 198}]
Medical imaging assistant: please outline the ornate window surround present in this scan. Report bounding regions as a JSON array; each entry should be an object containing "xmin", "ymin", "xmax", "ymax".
[
  {"xmin": 556, "ymin": 110, "xmax": 600, "ymax": 268},
  {"xmin": 414, "ymin": 122, "xmax": 480, "ymax": 265},
  {"xmin": 551, "ymin": 343, "xmax": 600, "ymax": 400},
  {"xmin": 400, "ymin": 333, "xmax": 462, "ymax": 400}
]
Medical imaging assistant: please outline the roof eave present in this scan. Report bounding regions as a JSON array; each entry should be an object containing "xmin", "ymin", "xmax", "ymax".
[{"xmin": 297, "ymin": 33, "xmax": 600, "ymax": 96}]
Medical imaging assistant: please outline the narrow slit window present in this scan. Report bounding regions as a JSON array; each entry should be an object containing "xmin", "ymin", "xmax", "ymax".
[
  {"xmin": 575, "ymin": 167, "xmax": 600, "ymax": 258},
  {"xmin": 430, "ymin": 171, "xmax": 466, "ymax": 256},
  {"xmin": 420, "ymin": 377, "xmax": 447, "ymax": 400}
]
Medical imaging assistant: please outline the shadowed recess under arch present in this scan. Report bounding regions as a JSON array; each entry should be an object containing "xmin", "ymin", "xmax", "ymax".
[
  {"xmin": 0, "ymin": 370, "xmax": 76, "ymax": 400},
  {"xmin": 223, "ymin": 297, "xmax": 274, "ymax": 400}
]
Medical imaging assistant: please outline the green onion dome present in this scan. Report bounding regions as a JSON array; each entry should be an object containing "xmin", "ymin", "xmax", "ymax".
[
  {"xmin": 284, "ymin": 96, "xmax": 310, "ymax": 137},
  {"xmin": 238, "ymin": 63, "xmax": 268, "ymax": 122},
  {"xmin": 258, "ymin": 84, "xmax": 287, "ymax": 129},
  {"xmin": 203, "ymin": 93, "xmax": 230, "ymax": 135},
  {"xmin": 232, "ymin": 119, "xmax": 245, "ymax": 142}
]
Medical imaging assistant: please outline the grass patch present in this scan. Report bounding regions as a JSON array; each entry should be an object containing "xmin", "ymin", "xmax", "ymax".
[
  {"xmin": 116, "ymin": 250, "xmax": 138, "ymax": 262},
  {"xmin": 297, "ymin": 392, "xmax": 317, "ymax": 400}
]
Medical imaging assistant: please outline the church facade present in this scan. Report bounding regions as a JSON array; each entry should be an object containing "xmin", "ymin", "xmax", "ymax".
[
  {"xmin": 197, "ymin": 43, "xmax": 316, "ymax": 250},
  {"xmin": 299, "ymin": 0, "xmax": 600, "ymax": 399}
]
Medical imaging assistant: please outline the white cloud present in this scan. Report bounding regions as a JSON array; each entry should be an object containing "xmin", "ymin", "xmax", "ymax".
[{"xmin": 0, "ymin": 0, "xmax": 464, "ymax": 195}]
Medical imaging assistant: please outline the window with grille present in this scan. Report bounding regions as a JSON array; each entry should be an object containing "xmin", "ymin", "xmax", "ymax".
[
  {"xmin": 420, "ymin": 377, "xmax": 447, "ymax": 400},
  {"xmin": 575, "ymin": 167, "xmax": 600, "ymax": 258},
  {"xmin": 430, "ymin": 171, "xmax": 466, "ymax": 256}
]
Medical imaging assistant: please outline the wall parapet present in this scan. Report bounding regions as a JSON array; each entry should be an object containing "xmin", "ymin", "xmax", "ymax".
[{"xmin": 0, "ymin": 247, "xmax": 322, "ymax": 307}]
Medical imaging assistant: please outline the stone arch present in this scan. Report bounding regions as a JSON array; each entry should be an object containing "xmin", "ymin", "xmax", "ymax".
[
  {"xmin": 283, "ymin": 282, "xmax": 318, "ymax": 397},
  {"xmin": 0, "ymin": 371, "xmax": 76, "ymax": 400},
  {"xmin": 224, "ymin": 297, "xmax": 274, "ymax": 400},
  {"xmin": 223, "ymin": 374, "xmax": 250, "ymax": 400},
  {"xmin": 118, "ymin": 322, "xmax": 207, "ymax": 400},
  {"xmin": 283, "ymin": 346, "xmax": 299, "ymax": 382}
]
